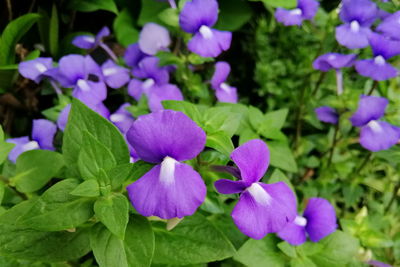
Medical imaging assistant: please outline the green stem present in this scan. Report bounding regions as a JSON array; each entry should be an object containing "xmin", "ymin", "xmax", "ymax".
[
  {"xmin": 355, "ymin": 152, "xmax": 372, "ymax": 175},
  {"xmin": 385, "ymin": 182, "xmax": 400, "ymax": 213},
  {"xmin": 327, "ymin": 121, "xmax": 340, "ymax": 167},
  {"xmin": 367, "ymin": 81, "xmax": 378, "ymax": 96}
]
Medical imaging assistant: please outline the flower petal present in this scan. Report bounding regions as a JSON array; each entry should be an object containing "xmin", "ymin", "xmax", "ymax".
[
  {"xmin": 72, "ymin": 80, "xmax": 107, "ymax": 105},
  {"xmin": 211, "ymin": 61, "xmax": 230, "ymax": 89},
  {"xmin": 368, "ymin": 32, "xmax": 400, "ymax": 59},
  {"xmin": 72, "ymin": 35, "xmax": 96, "ymax": 49},
  {"xmin": 6, "ymin": 136, "xmax": 31, "ymax": 163},
  {"xmin": 179, "ymin": 0, "xmax": 218, "ymax": 33},
  {"xmin": 349, "ymin": 95, "xmax": 388, "ymax": 127},
  {"xmin": 109, "ymin": 103, "xmax": 135, "ymax": 134},
  {"xmin": 188, "ymin": 29, "xmax": 232, "ymax": 58},
  {"xmin": 339, "ymin": 0, "xmax": 378, "ymax": 26},
  {"xmin": 95, "ymin": 26, "xmax": 110, "ymax": 43},
  {"xmin": 298, "ymin": 0, "xmax": 319, "ymax": 20},
  {"xmin": 231, "ymin": 139, "xmax": 270, "ymax": 184},
  {"xmin": 313, "ymin": 53, "xmax": 357, "ymax": 71},
  {"xmin": 128, "ymin": 79, "xmax": 146, "ymax": 101},
  {"xmin": 275, "ymin": 8, "xmax": 304, "ymax": 26},
  {"xmin": 277, "ymin": 221, "xmax": 307, "ymax": 246},
  {"xmin": 124, "ymin": 43, "xmax": 149, "ymax": 68},
  {"xmin": 214, "ymin": 179, "xmax": 247, "ymax": 194},
  {"xmin": 101, "ymin": 59, "xmax": 130, "ymax": 89},
  {"xmin": 31, "ymin": 119, "xmax": 57, "ymax": 150},
  {"xmin": 377, "ymin": 11, "xmax": 400, "ymax": 41},
  {"xmin": 304, "ymin": 198, "xmax": 337, "ymax": 242},
  {"xmin": 57, "ymin": 104, "xmax": 71, "ymax": 131},
  {"xmin": 132, "ymin": 57, "xmax": 169, "ymax": 85},
  {"xmin": 127, "ymin": 110, "xmax": 206, "ymax": 163},
  {"xmin": 139, "ymin": 23, "xmax": 171, "ymax": 55},
  {"xmin": 315, "ymin": 106, "xmax": 339, "ymax": 125},
  {"xmin": 335, "ymin": 24, "xmax": 371, "ymax": 49},
  {"xmin": 360, "ymin": 121, "xmax": 400, "ymax": 152},
  {"xmin": 147, "ymin": 84, "xmax": 184, "ymax": 112},
  {"xmin": 355, "ymin": 59, "xmax": 397, "ymax": 81},
  {"xmin": 18, "ymin": 57, "xmax": 53, "ymax": 83},
  {"xmin": 127, "ymin": 162, "xmax": 206, "ymax": 219},
  {"xmin": 216, "ymin": 85, "xmax": 238, "ymax": 103}
]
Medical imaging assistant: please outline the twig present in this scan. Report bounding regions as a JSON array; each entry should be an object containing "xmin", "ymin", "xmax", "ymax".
[
  {"xmin": 355, "ymin": 152, "xmax": 372, "ymax": 175},
  {"xmin": 327, "ymin": 121, "xmax": 340, "ymax": 167},
  {"xmin": 311, "ymin": 71, "xmax": 326, "ymax": 96},
  {"xmin": 367, "ymin": 81, "xmax": 378, "ymax": 96},
  {"xmin": 385, "ymin": 182, "xmax": 400, "ymax": 213},
  {"xmin": 6, "ymin": 0, "xmax": 12, "ymax": 21}
]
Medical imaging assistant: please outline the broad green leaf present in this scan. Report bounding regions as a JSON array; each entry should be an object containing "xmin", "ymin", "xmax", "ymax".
[
  {"xmin": 278, "ymin": 241, "xmax": 297, "ymax": 258},
  {"xmin": 206, "ymin": 131, "xmax": 234, "ymax": 157},
  {"xmin": 162, "ymin": 100, "xmax": 203, "ymax": 126},
  {"xmin": 67, "ymin": 0, "xmax": 118, "ymax": 14},
  {"xmin": 11, "ymin": 150, "xmax": 64, "ymax": 193},
  {"xmin": 91, "ymin": 215, "xmax": 154, "ymax": 267},
  {"xmin": 0, "ymin": 142, "xmax": 14, "ymax": 165},
  {"xmin": 78, "ymin": 131, "xmax": 117, "ymax": 180},
  {"xmin": 109, "ymin": 161, "xmax": 153, "ymax": 189},
  {"xmin": 0, "ymin": 200, "xmax": 91, "ymax": 262},
  {"xmin": 158, "ymin": 8, "xmax": 179, "ymax": 27},
  {"xmin": 268, "ymin": 169, "xmax": 295, "ymax": 193},
  {"xmin": 49, "ymin": 4, "xmax": 59, "ymax": 56},
  {"xmin": 268, "ymin": 141, "xmax": 298, "ymax": 172},
  {"xmin": 251, "ymin": 0, "xmax": 297, "ymax": 9},
  {"xmin": 0, "ymin": 14, "xmax": 41, "ymax": 65},
  {"xmin": 152, "ymin": 213, "xmax": 236, "ymax": 265},
  {"xmin": 264, "ymin": 109, "xmax": 288, "ymax": 130},
  {"xmin": 234, "ymin": 235, "xmax": 286, "ymax": 267},
  {"xmin": 291, "ymin": 257, "xmax": 317, "ymax": 267},
  {"xmin": 0, "ymin": 183, "xmax": 4, "ymax": 205},
  {"xmin": 0, "ymin": 125, "xmax": 4, "ymax": 141},
  {"xmin": 94, "ymin": 193, "xmax": 129, "ymax": 239},
  {"xmin": 70, "ymin": 179, "xmax": 100, "ymax": 197},
  {"xmin": 113, "ymin": 9, "xmax": 139, "ymax": 47},
  {"xmin": 138, "ymin": 0, "xmax": 169, "ymax": 26},
  {"xmin": 204, "ymin": 107, "xmax": 242, "ymax": 137},
  {"xmin": 17, "ymin": 179, "xmax": 94, "ymax": 231},
  {"xmin": 63, "ymin": 99, "xmax": 130, "ymax": 177},
  {"xmin": 215, "ymin": 0, "xmax": 252, "ymax": 31},
  {"xmin": 309, "ymin": 231, "xmax": 359, "ymax": 267}
]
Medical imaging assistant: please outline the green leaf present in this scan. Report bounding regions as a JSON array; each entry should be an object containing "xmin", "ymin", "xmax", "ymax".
[
  {"xmin": 107, "ymin": 163, "xmax": 140, "ymax": 189},
  {"xmin": 0, "ymin": 201, "xmax": 91, "ymax": 262},
  {"xmin": 206, "ymin": 131, "xmax": 234, "ymax": 157},
  {"xmin": 138, "ymin": 0, "xmax": 169, "ymax": 26},
  {"xmin": 291, "ymin": 257, "xmax": 317, "ymax": 267},
  {"xmin": 215, "ymin": 0, "xmax": 252, "ymax": 31},
  {"xmin": 0, "ymin": 183, "xmax": 4, "ymax": 205},
  {"xmin": 67, "ymin": 0, "xmax": 118, "ymax": 14},
  {"xmin": 158, "ymin": 8, "xmax": 179, "ymax": 27},
  {"xmin": 49, "ymin": 4, "xmax": 59, "ymax": 56},
  {"xmin": 11, "ymin": 150, "xmax": 64, "ymax": 193},
  {"xmin": 0, "ymin": 13, "xmax": 41, "ymax": 65},
  {"xmin": 203, "ymin": 107, "xmax": 242, "ymax": 137},
  {"xmin": 0, "ymin": 125, "xmax": 4, "ymax": 141},
  {"xmin": 268, "ymin": 141, "xmax": 298, "ymax": 172},
  {"xmin": 264, "ymin": 109, "xmax": 288, "ymax": 130},
  {"xmin": 91, "ymin": 215, "xmax": 154, "ymax": 267},
  {"xmin": 70, "ymin": 179, "xmax": 100, "ymax": 197},
  {"xmin": 253, "ymin": 0, "xmax": 297, "ymax": 9},
  {"xmin": 113, "ymin": 9, "xmax": 139, "ymax": 47},
  {"xmin": 309, "ymin": 231, "xmax": 359, "ymax": 267},
  {"xmin": 152, "ymin": 213, "xmax": 235, "ymax": 265},
  {"xmin": 17, "ymin": 179, "xmax": 94, "ymax": 231},
  {"xmin": 268, "ymin": 169, "xmax": 295, "ymax": 193},
  {"xmin": 0, "ymin": 142, "xmax": 14, "ymax": 165},
  {"xmin": 278, "ymin": 241, "xmax": 297, "ymax": 258},
  {"xmin": 162, "ymin": 100, "xmax": 203, "ymax": 126},
  {"xmin": 234, "ymin": 235, "xmax": 286, "ymax": 267},
  {"xmin": 63, "ymin": 99, "xmax": 130, "ymax": 177},
  {"xmin": 94, "ymin": 193, "xmax": 129, "ymax": 239},
  {"xmin": 78, "ymin": 131, "xmax": 117, "ymax": 180}
]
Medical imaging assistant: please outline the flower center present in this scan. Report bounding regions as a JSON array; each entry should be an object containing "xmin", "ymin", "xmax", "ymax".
[
  {"xmin": 367, "ymin": 120, "xmax": 383, "ymax": 133},
  {"xmin": 84, "ymin": 36, "xmax": 95, "ymax": 43},
  {"xmin": 35, "ymin": 63, "xmax": 47, "ymax": 73},
  {"xmin": 374, "ymin": 55, "xmax": 386, "ymax": 66},
  {"xmin": 247, "ymin": 183, "xmax": 272, "ymax": 206},
  {"xmin": 350, "ymin": 20, "xmax": 360, "ymax": 32},
  {"xmin": 143, "ymin": 78, "xmax": 155, "ymax": 89},
  {"xmin": 328, "ymin": 55, "xmax": 336, "ymax": 61},
  {"xmin": 220, "ymin": 83, "xmax": 231, "ymax": 92},
  {"xmin": 103, "ymin": 67, "xmax": 118, "ymax": 76},
  {"xmin": 110, "ymin": 113, "xmax": 126, "ymax": 123},
  {"xmin": 77, "ymin": 79, "xmax": 91, "ymax": 92},
  {"xmin": 199, "ymin": 25, "xmax": 213, "ymax": 39},
  {"xmin": 160, "ymin": 156, "xmax": 178, "ymax": 185},
  {"xmin": 294, "ymin": 216, "xmax": 308, "ymax": 227},
  {"xmin": 290, "ymin": 8, "xmax": 302, "ymax": 15},
  {"xmin": 22, "ymin": 140, "xmax": 39, "ymax": 151}
]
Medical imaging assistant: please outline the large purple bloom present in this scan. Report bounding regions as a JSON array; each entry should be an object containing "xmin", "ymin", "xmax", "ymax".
[
  {"xmin": 101, "ymin": 59, "xmax": 130, "ymax": 89},
  {"xmin": 313, "ymin": 53, "xmax": 357, "ymax": 95},
  {"xmin": 377, "ymin": 11, "xmax": 400, "ymax": 41},
  {"xmin": 138, "ymin": 23, "xmax": 171, "ymax": 55},
  {"xmin": 277, "ymin": 198, "xmax": 337, "ymax": 245},
  {"xmin": 126, "ymin": 110, "xmax": 207, "ymax": 219},
  {"xmin": 214, "ymin": 139, "xmax": 297, "ymax": 239},
  {"xmin": 335, "ymin": 0, "xmax": 378, "ymax": 49},
  {"xmin": 18, "ymin": 57, "xmax": 53, "ymax": 84},
  {"xmin": 275, "ymin": 0, "xmax": 319, "ymax": 26},
  {"xmin": 6, "ymin": 119, "xmax": 57, "ymax": 163},
  {"xmin": 315, "ymin": 106, "xmax": 339, "ymax": 125},
  {"xmin": 211, "ymin": 62, "xmax": 238, "ymax": 103},
  {"xmin": 350, "ymin": 95, "xmax": 400, "ymax": 151},
  {"xmin": 179, "ymin": 0, "xmax": 232, "ymax": 57},
  {"xmin": 355, "ymin": 33, "xmax": 400, "ymax": 81}
]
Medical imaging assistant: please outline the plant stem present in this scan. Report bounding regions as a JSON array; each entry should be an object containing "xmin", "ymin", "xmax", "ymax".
[
  {"xmin": 367, "ymin": 81, "xmax": 378, "ymax": 96},
  {"xmin": 335, "ymin": 69, "xmax": 343, "ymax": 95},
  {"xmin": 328, "ymin": 121, "xmax": 340, "ymax": 167},
  {"xmin": 385, "ymin": 182, "xmax": 400, "ymax": 213},
  {"xmin": 6, "ymin": 0, "xmax": 12, "ymax": 21},
  {"xmin": 99, "ymin": 43, "xmax": 118, "ymax": 62},
  {"xmin": 50, "ymin": 80, "xmax": 62, "ymax": 95},
  {"xmin": 168, "ymin": 0, "xmax": 177, "ymax": 9},
  {"xmin": 356, "ymin": 152, "xmax": 372, "ymax": 174},
  {"xmin": 311, "ymin": 71, "xmax": 326, "ymax": 96}
]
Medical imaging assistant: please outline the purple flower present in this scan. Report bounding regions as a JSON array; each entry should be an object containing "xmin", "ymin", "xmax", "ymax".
[
  {"xmin": 147, "ymin": 84, "xmax": 184, "ymax": 112},
  {"xmin": 101, "ymin": 59, "xmax": 130, "ymax": 89},
  {"xmin": 126, "ymin": 110, "xmax": 207, "ymax": 219},
  {"xmin": 6, "ymin": 119, "xmax": 57, "ymax": 163},
  {"xmin": 368, "ymin": 260, "xmax": 393, "ymax": 267},
  {"xmin": 355, "ymin": 33, "xmax": 400, "ymax": 81},
  {"xmin": 214, "ymin": 139, "xmax": 297, "ymax": 239},
  {"xmin": 313, "ymin": 53, "xmax": 357, "ymax": 95},
  {"xmin": 123, "ymin": 43, "xmax": 149, "ymax": 69},
  {"xmin": 275, "ymin": 0, "xmax": 319, "ymax": 26},
  {"xmin": 72, "ymin": 26, "xmax": 110, "ymax": 50},
  {"xmin": 315, "ymin": 106, "xmax": 339, "ymax": 124},
  {"xmin": 377, "ymin": 11, "xmax": 400, "ymax": 41},
  {"xmin": 18, "ymin": 57, "xmax": 53, "ymax": 83},
  {"xmin": 211, "ymin": 62, "xmax": 238, "ymax": 103},
  {"xmin": 109, "ymin": 103, "xmax": 135, "ymax": 134},
  {"xmin": 277, "ymin": 198, "xmax": 337, "ymax": 245},
  {"xmin": 335, "ymin": 0, "xmax": 378, "ymax": 49},
  {"xmin": 138, "ymin": 23, "xmax": 171, "ymax": 55},
  {"xmin": 350, "ymin": 95, "xmax": 400, "ymax": 151},
  {"xmin": 179, "ymin": 0, "xmax": 232, "ymax": 58}
]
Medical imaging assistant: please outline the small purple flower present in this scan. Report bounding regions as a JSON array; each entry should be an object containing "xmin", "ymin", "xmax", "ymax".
[
  {"xmin": 101, "ymin": 59, "xmax": 130, "ymax": 89},
  {"xmin": 350, "ymin": 95, "xmax": 400, "ymax": 151},
  {"xmin": 335, "ymin": 0, "xmax": 378, "ymax": 49},
  {"xmin": 377, "ymin": 11, "xmax": 400, "ymax": 41},
  {"xmin": 126, "ymin": 110, "xmax": 207, "ymax": 219},
  {"xmin": 109, "ymin": 103, "xmax": 135, "ymax": 134},
  {"xmin": 368, "ymin": 260, "xmax": 393, "ymax": 267},
  {"xmin": 18, "ymin": 57, "xmax": 53, "ymax": 84},
  {"xmin": 275, "ymin": 0, "xmax": 319, "ymax": 26},
  {"xmin": 72, "ymin": 26, "xmax": 110, "ymax": 50},
  {"xmin": 277, "ymin": 198, "xmax": 337, "ymax": 245},
  {"xmin": 123, "ymin": 43, "xmax": 149, "ymax": 69},
  {"xmin": 211, "ymin": 62, "xmax": 238, "ymax": 103},
  {"xmin": 138, "ymin": 23, "xmax": 171, "ymax": 55},
  {"xmin": 313, "ymin": 53, "xmax": 357, "ymax": 95},
  {"xmin": 355, "ymin": 33, "xmax": 400, "ymax": 81},
  {"xmin": 214, "ymin": 139, "xmax": 297, "ymax": 239},
  {"xmin": 6, "ymin": 119, "xmax": 57, "ymax": 163},
  {"xmin": 147, "ymin": 84, "xmax": 184, "ymax": 112},
  {"xmin": 179, "ymin": 0, "xmax": 232, "ymax": 58},
  {"xmin": 315, "ymin": 106, "xmax": 339, "ymax": 124}
]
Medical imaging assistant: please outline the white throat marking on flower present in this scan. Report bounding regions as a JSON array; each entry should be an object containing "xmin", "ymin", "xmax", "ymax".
[
  {"xmin": 143, "ymin": 78, "xmax": 155, "ymax": 89},
  {"xmin": 103, "ymin": 67, "xmax": 118, "ymax": 76},
  {"xmin": 220, "ymin": 83, "xmax": 231, "ymax": 92},
  {"xmin": 199, "ymin": 25, "xmax": 213, "ymax": 39},
  {"xmin": 294, "ymin": 216, "xmax": 308, "ymax": 227},
  {"xmin": 84, "ymin": 36, "xmax": 95, "ymax": 43},
  {"xmin": 350, "ymin": 20, "xmax": 360, "ymax": 32},
  {"xmin": 247, "ymin": 183, "xmax": 272, "ymax": 206},
  {"xmin": 35, "ymin": 63, "xmax": 47, "ymax": 73},
  {"xmin": 374, "ymin": 55, "xmax": 386, "ymax": 66},
  {"xmin": 77, "ymin": 79, "xmax": 91, "ymax": 92},
  {"xmin": 367, "ymin": 120, "xmax": 383, "ymax": 133},
  {"xmin": 160, "ymin": 156, "xmax": 178, "ymax": 185},
  {"xmin": 110, "ymin": 113, "xmax": 126, "ymax": 123},
  {"xmin": 290, "ymin": 8, "xmax": 302, "ymax": 16},
  {"xmin": 22, "ymin": 140, "xmax": 39, "ymax": 151}
]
